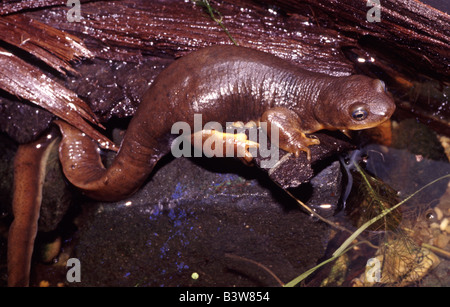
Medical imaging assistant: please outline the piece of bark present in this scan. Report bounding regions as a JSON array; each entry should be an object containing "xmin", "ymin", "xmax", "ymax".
[
  {"xmin": 261, "ymin": 0, "xmax": 449, "ymax": 77},
  {"xmin": 1, "ymin": 0, "xmax": 68, "ymax": 15},
  {"xmin": 0, "ymin": 14, "xmax": 94, "ymax": 75},
  {"xmin": 0, "ymin": 47, "xmax": 116, "ymax": 150},
  {"xmin": 0, "ymin": 8, "xmax": 117, "ymax": 147},
  {"xmin": 26, "ymin": 0, "xmax": 356, "ymax": 75}
]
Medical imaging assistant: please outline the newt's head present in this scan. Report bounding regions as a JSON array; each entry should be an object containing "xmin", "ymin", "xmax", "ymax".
[{"xmin": 315, "ymin": 75, "xmax": 395, "ymax": 131}]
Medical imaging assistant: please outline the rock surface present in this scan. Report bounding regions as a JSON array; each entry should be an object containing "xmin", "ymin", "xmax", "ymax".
[{"xmin": 69, "ymin": 156, "xmax": 337, "ymax": 287}]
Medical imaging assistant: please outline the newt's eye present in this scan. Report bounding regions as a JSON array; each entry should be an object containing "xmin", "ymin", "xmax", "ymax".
[{"xmin": 351, "ymin": 107, "xmax": 368, "ymax": 121}]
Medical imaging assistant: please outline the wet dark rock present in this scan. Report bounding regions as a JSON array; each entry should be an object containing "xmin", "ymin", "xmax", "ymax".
[
  {"xmin": 0, "ymin": 133, "xmax": 16, "ymax": 287},
  {"xmin": 65, "ymin": 57, "xmax": 172, "ymax": 121},
  {"xmin": 305, "ymin": 161, "xmax": 343, "ymax": 218},
  {"xmin": 38, "ymin": 137, "xmax": 72, "ymax": 232},
  {"xmin": 0, "ymin": 133, "xmax": 16, "ymax": 219},
  {"xmin": 0, "ymin": 97, "xmax": 54, "ymax": 144},
  {"xmin": 70, "ymin": 157, "xmax": 332, "ymax": 287}
]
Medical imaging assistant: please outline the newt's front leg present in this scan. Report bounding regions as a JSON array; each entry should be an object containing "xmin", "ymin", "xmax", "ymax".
[{"xmin": 261, "ymin": 107, "xmax": 320, "ymax": 160}]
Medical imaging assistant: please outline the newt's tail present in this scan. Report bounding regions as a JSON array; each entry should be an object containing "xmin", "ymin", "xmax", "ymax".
[{"xmin": 55, "ymin": 120, "xmax": 161, "ymax": 201}]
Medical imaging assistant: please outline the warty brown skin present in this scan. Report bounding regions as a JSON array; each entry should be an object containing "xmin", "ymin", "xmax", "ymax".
[{"xmin": 56, "ymin": 45, "xmax": 395, "ymax": 201}]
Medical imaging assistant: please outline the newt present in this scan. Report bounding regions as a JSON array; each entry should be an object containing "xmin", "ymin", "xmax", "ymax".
[{"xmin": 56, "ymin": 45, "xmax": 395, "ymax": 201}]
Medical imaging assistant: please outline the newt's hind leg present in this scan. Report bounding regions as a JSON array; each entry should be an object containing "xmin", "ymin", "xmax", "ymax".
[{"xmin": 190, "ymin": 128, "xmax": 259, "ymax": 163}]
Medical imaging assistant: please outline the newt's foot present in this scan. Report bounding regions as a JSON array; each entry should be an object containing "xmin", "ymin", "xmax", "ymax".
[
  {"xmin": 280, "ymin": 131, "xmax": 320, "ymax": 160},
  {"xmin": 225, "ymin": 132, "xmax": 260, "ymax": 164},
  {"xmin": 230, "ymin": 120, "xmax": 258, "ymax": 129},
  {"xmin": 192, "ymin": 130, "xmax": 259, "ymax": 163}
]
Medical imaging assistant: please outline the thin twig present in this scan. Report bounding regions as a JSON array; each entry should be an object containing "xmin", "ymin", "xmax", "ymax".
[
  {"xmin": 225, "ymin": 253, "xmax": 284, "ymax": 286},
  {"xmin": 195, "ymin": 0, "xmax": 239, "ymax": 46},
  {"xmin": 273, "ymin": 180, "xmax": 353, "ymax": 234},
  {"xmin": 422, "ymin": 243, "xmax": 450, "ymax": 259}
]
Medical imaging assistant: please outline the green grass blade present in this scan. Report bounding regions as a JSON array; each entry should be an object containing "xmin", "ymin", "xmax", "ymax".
[{"xmin": 284, "ymin": 172, "xmax": 450, "ymax": 287}]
